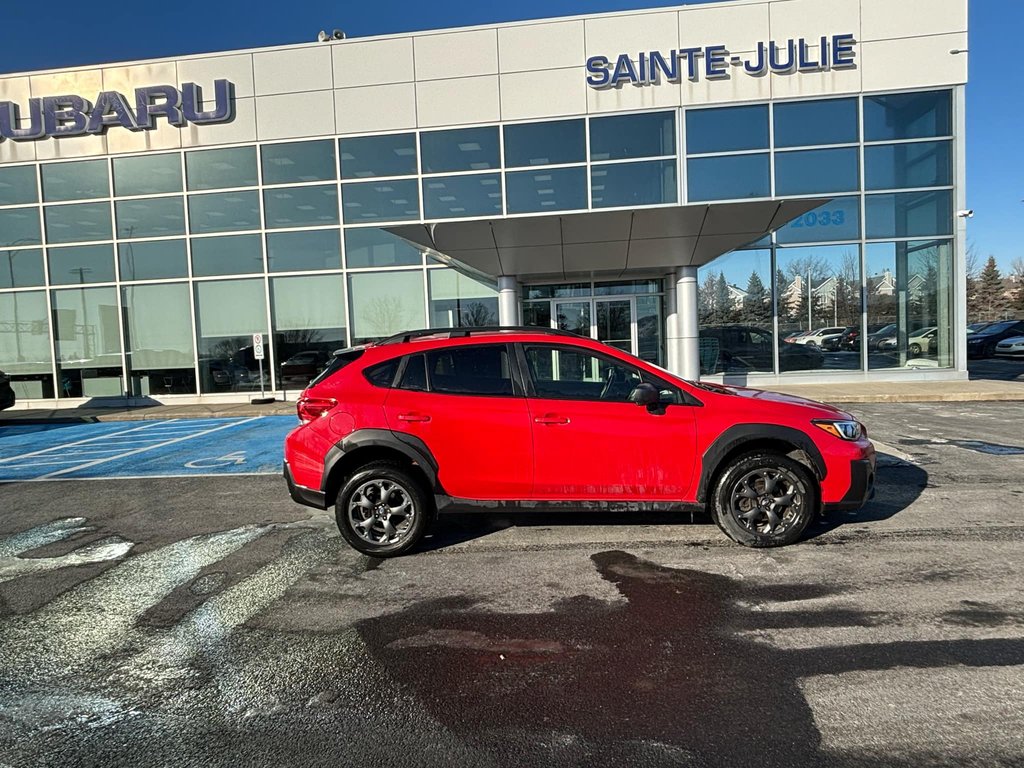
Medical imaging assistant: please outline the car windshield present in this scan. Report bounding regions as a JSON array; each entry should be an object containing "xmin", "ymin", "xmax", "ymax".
[{"xmin": 982, "ymin": 321, "xmax": 1017, "ymax": 334}]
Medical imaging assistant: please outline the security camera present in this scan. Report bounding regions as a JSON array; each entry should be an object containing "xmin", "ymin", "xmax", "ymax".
[
  {"xmin": 332, "ymin": 29, "xmax": 346, "ymax": 40},
  {"xmin": 317, "ymin": 30, "xmax": 329, "ymax": 42},
  {"xmin": 957, "ymin": 209, "xmax": 974, "ymax": 218}
]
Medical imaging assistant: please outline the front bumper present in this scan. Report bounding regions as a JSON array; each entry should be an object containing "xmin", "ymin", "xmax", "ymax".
[
  {"xmin": 823, "ymin": 457, "xmax": 876, "ymax": 512},
  {"xmin": 284, "ymin": 461, "xmax": 328, "ymax": 510}
]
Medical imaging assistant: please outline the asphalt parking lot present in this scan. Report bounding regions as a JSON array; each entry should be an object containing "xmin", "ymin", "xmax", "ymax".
[{"xmin": 0, "ymin": 402, "xmax": 1022, "ymax": 767}]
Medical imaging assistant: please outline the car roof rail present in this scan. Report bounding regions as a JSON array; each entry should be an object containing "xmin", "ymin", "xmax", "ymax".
[{"xmin": 375, "ymin": 326, "xmax": 583, "ymax": 345}]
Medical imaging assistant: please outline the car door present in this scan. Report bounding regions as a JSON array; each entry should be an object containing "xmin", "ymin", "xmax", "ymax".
[
  {"xmin": 520, "ymin": 342, "xmax": 697, "ymax": 501},
  {"xmin": 382, "ymin": 342, "xmax": 533, "ymax": 500}
]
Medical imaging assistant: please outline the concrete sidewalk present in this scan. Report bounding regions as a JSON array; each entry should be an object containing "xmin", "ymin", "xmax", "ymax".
[{"xmin": 2, "ymin": 379, "xmax": 1023, "ymax": 423}]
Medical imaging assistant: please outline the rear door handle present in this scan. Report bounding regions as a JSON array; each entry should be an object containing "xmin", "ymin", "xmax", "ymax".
[
  {"xmin": 534, "ymin": 415, "xmax": 570, "ymax": 425},
  {"xmin": 397, "ymin": 412, "xmax": 431, "ymax": 423}
]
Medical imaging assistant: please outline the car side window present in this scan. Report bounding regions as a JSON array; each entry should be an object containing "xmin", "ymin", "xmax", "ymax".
[
  {"xmin": 363, "ymin": 358, "xmax": 399, "ymax": 388},
  {"xmin": 524, "ymin": 344, "xmax": 647, "ymax": 403},
  {"xmin": 424, "ymin": 344, "xmax": 515, "ymax": 397},
  {"xmin": 397, "ymin": 354, "xmax": 427, "ymax": 391}
]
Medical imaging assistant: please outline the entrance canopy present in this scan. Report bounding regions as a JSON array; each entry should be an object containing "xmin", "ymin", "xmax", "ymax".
[{"xmin": 385, "ymin": 198, "xmax": 829, "ymax": 280}]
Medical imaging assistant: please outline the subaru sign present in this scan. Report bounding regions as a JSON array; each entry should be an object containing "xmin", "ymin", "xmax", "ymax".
[
  {"xmin": 0, "ymin": 79, "xmax": 234, "ymax": 141},
  {"xmin": 586, "ymin": 34, "xmax": 856, "ymax": 88}
]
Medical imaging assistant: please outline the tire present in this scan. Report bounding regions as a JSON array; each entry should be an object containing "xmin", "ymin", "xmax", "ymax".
[
  {"xmin": 335, "ymin": 461, "xmax": 432, "ymax": 557},
  {"xmin": 909, "ymin": 343, "xmax": 922, "ymax": 356},
  {"xmin": 711, "ymin": 452, "xmax": 817, "ymax": 548}
]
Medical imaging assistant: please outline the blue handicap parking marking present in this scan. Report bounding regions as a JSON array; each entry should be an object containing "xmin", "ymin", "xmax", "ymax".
[{"xmin": 0, "ymin": 421, "xmax": 156, "ymax": 460}]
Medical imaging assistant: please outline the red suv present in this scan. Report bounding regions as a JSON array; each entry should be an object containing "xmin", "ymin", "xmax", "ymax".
[{"xmin": 284, "ymin": 327, "xmax": 875, "ymax": 557}]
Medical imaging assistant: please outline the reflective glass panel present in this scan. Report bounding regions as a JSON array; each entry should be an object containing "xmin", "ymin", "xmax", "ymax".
[
  {"xmin": 590, "ymin": 111, "xmax": 675, "ymax": 161},
  {"xmin": 592, "ymin": 160, "xmax": 676, "ymax": 208},
  {"xmin": 864, "ymin": 90, "xmax": 952, "ymax": 142},
  {"xmin": 774, "ymin": 148, "xmax": 860, "ymax": 196},
  {"xmin": 776, "ymin": 244, "xmax": 863, "ymax": 373},
  {"xmin": 0, "ymin": 165, "xmax": 39, "ymax": 205},
  {"xmin": 593, "ymin": 279, "xmax": 662, "ymax": 295},
  {"xmin": 504, "ymin": 119, "xmax": 585, "ymax": 167},
  {"xmin": 865, "ymin": 190, "xmax": 953, "ymax": 239},
  {"xmin": 263, "ymin": 185, "xmax": 339, "ymax": 228},
  {"xmin": 773, "ymin": 98, "xmax": 859, "ymax": 148},
  {"xmin": 47, "ymin": 244, "xmax": 116, "ymax": 285},
  {"xmin": 191, "ymin": 234, "xmax": 262, "ymax": 277},
  {"xmin": 865, "ymin": 141, "xmax": 953, "ymax": 191},
  {"xmin": 687, "ymin": 155, "xmax": 768, "ymax": 201},
  {"xmin": 0, "ymin": 248, "xmax": 44, "ymax": 288},
  {"xmin": 44, "ymin": 202, "xmax": 112, "ymax": 243},
  {"xmin": 339, "ymin": 133, "xmax": 417, "ymax": 179},
  {"xmin": 118, "ymin": 240, "xmax": 188, "ymax": 281},
  {"xmin": 698, "ymin": 249, "xmax": 774, "ymax": 374},
  {"xmin": 261, "ymin": 140, "xmax": 337, "ymax": 185},
  {"xmin": 271, "ymin": 274, "xmax": 347, "ymax": 388},
  {"xmin": 506, "ymin": 167, "xmax": 587, "ymax": 214},
  {"xmin": 686, "ymin": 106, "xmax": 768, "ymax": 154},
  {"xmin": 341, "ymin": 179, "xmax": 419, "ymax": 223},
  {"xmin": 426, "ymin": 345, "xmax": 514, "ymax": 396},
  {"xmin": 195, "ymin": 278, "xmax": 268, "ymax": 393},
  {"xmin": 52, "ymin": 286, "xmax": 123, "ymax": 397},
  {"xmin": 185, "ymin": 146, "xmax": 258, "ymax": 190},
  {"xmin": 636, "ymin": 294, "xmax": 663, "ymax": 365},
  {"xmin": 348, "ymin": 270, "xmax": 426, "ymax": 344},
  {"xmin": 122, "ymin": 282, "xmax": 197, "ymax": 395},
  {"xmin": 188, "ymin": 190, "xmax": 260, "ymax": 234},
  {"xmin": 344, "ymin": 227, "xmax": 422, "ymax": 268},
  {"xmin": 0, "ymin": 207, "xmax": 41, "ymax": 247},
  {"xmin": 112, "ymin": 153, "xmax": 183, "ymax": 196},
  {"xmin": 0, "ymin": 290, "xmax": 54, "ymax": 398},
  {"xmin": 266, "ymin": 229, "xmax": 341, "ymax": 272},
  {"xmin": 115, "ymin": 196, "xmax": 185, "ymax": 238},
  {"xmin": 423, "ymin": 174, "xmax": 502, "ymax": 219},
  {"xmin": 428, "ymin": 269, "xmax": 498, "ymax": 327},
  {"xmin": 776, "ymin": 198, "xmax": 861, "ymax": 244},
  {"xmin": 420, "ymin": 127, "xmax": 500, "ymax": 174},
  {"xmin": 41, "ymin": 159, "xmax": 108, "ymax": 202},
  {"xmin": 524, "ymin": 283, "xmax": 589, "ymax": 300}
]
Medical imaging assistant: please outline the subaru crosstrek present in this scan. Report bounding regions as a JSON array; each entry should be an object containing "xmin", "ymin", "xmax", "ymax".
[{"xmin": 284, "ymin": 327, "xmax": 875, "ymax": 557}]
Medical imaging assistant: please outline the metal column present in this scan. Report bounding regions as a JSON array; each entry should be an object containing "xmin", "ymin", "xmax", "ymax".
[
  {"xmin": 673, "ymin": 266, "xmax": 700, "ymax": 381},
  {"xmin": 497, "ymin": 275, "xmax": 518, "ymax": 327}
]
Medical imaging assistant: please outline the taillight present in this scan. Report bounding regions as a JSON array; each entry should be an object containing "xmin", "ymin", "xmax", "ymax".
[{"xmin": 296, "ymin": 396, "xmax": 336, "ymax": 424}]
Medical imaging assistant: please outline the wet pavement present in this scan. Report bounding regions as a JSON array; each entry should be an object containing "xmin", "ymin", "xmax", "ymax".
[{"xmin": 0, "ymin": 403, "xmax": 1022, "ymax": 767}]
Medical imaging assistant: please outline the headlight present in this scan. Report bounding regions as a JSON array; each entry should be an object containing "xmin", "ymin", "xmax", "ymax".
[{"xmin": 813, "ymin": 419, "xmax": 864, "ymax": 441}]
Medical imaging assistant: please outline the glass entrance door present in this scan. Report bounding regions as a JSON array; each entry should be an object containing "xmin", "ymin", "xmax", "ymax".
[{"xmin": 552, "ymin": 298, "xmax": 639, "ymax": 355}]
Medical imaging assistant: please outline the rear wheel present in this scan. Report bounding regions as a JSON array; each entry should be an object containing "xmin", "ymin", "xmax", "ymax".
[
  {"xmin": 909, "ymin": 342, "xmax": 922, "ymax": 356},
  {"xmin": 335, "ymin": 461, "xmax": 431, "ymax": 557},
  {"xmin": 711, "ymin": 452, "xmax": 817, "ymax": 548}
]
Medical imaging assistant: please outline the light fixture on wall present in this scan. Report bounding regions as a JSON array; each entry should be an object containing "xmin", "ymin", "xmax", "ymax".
[
  {"xmin": 949, "ymin": 48, "xmax": 969, "ymax": 54},
  {"xmin": 957, "ymin": 210, "xmax": 974, "ymax": 218}
]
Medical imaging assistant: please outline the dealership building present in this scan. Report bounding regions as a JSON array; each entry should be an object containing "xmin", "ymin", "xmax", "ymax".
[{"xmin": 0, "ymin": 0, "xmax": 968, "ymax": 406}]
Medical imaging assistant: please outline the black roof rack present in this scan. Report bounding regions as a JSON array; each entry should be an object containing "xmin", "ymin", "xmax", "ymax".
[{"xmin": 376, "ymin": 326, "xmax": 583, "ymax": 345}]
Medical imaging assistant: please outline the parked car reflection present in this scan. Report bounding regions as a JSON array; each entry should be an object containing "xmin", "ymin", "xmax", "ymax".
[{"xmin": 700, "ymin": 325, "xmax": 823, "ymax": 374}]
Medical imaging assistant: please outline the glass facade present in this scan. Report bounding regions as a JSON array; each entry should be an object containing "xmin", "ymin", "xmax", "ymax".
[{"xmin": 0, "ymin": 88, "xmax": 959, "ymax": 400}]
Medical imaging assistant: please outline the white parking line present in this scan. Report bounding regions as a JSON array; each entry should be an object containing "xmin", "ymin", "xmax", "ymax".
[{"xmin": 0, "ymin": 421, "xmax": 176, "ymax": 464}]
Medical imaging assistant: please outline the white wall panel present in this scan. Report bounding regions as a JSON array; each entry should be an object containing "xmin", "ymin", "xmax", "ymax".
[
  {"xmin": 180, "ymin": 97, "xmax": 257, "ymax": 147},
  {"xmin": 682, "ymin": 57, "xmax": 773, "ymax": 106},
  {"xmin": 414, "ymin": 29, "xmax": 498, "ymax": 81},
  {"xmin": 500, "ymin": 69, "xmax": 587, "ymax": 121},
  {"xmin": 332, "ymin": 38, "xmax": 414, "ymax": 88},
  {"xmin": 862, "ymin": 0, "xmax": 967, "ymax": 41},
  {"xmin": 769, "ymin": 0, "xmax": 861, "ymax": 43},
  {"xmin": 35, "ymin": 132, "xmax": 107, "ymax": 161},
  {"xmin": 102, "ymin": 62, "xmax": 177, "ymax": 93},
  {"xmin": 177, "ymin": 54, "xmax": 255, "ymax": 99},
  {"xmin": 255, "ymin": 91, "xmax": 335, "ymax": 140},
  {"xmin": 861, "ymin": 33, "xmax": 968, "ymax": 92},
  {"xmin": 585, "ymin": 11, "xmax": 680, "ymax": 58},
  {"xmin": 0, "ymin": 76, "xmax": 32, "ymax": 102},
  {"xmin": 0, "ymin": 140, "xmax": 36, "ymax": 164},
  {"xmin": 416, "ymin": 76, "xmax": 500, "ymax": 127},
  {"xmin": 588, "ymin": 81, "xmax": 681, "ymax": 113},
  {"xmin": 30, "ymin": 69, "xmax": 102, "ymax": 98},
  {"xmin": 679, "ymin": 2, "xmax": 769, "ymax": 53},
  {"xmin": 770, "ymin": 46, "xmax": 862, "ymax": 99},
  {"xmin": 335, "ymin": 82, "xmax": 417, "ymax": 135},
  {"xmin": 498, "ymin": 21, "xmax": 585, "ymax": 73},
  {"xmin": 107, "ymin": 121, "xmax": 182, "ymax": 154},
  {"xmin": 253, "ymin": 47, "xmax": 333, "ymax": 96}
]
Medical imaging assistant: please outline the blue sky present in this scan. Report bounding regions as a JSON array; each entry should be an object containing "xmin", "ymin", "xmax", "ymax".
[{"xmin": 1, "ymin": 0, "xmax": 1018, "ymax": 274}]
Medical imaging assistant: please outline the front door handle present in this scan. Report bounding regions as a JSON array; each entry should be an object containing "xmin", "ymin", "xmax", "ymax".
[
  {"xmin": 534, "ymin": 415, "xmax": 570, "ymax": 425},
  {"xmin": 397, "ymin": 412, "xmax": 431, "ymax": 423}
]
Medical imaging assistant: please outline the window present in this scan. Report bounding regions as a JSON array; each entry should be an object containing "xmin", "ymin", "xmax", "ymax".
[
  {"xmin": 115, "ymin": 196, "xmax": 185, "ymax": 238},
  {"xmin": 0, "ymin": 207, "xmax": 41, "ymax": 247},
  {"xmin": 426, "ymin": 345, "xmax": 514, "ymax": 396},
  {"xmin": 185, "ymin": 146, "xmax": 258, "ymax": 190},
  {"xmin": 686, "ymin": 106, "xmax": 768, "ymax": 154},
  {"xmin": 194, "ymin": 278, "xmax": 268, "ymax": 393},
  {"xmin": 865, "ymin": 141, "xmax": 952, "ymax": 191},
  {"xmin": 261, "ymin": 140, "xmax": 336, "ymax": 185},
  {"xmin": 397, "ymin": 354, "xmax": 427, "ymax": 391},
  {"xmin": 122, "ymin": 283, "xmax": 196, "ymax": 395},
  {"xmin": 365, "ymin": 358, "xmax": 399, "ymax": 388},
  {"xmin": 776, "ymin": 198, "xmax": 861, "ymax": 244},
  {"xmin": 864, "ymin": 91, "xmax": 952, "ymax": 142},
  {"xmin": 263, "ymin": 185, "xmax": 339, "ymax": 228},
  {"xmin": 118, "ymin": 240, "xmax": 188, "ymax": 281},
  {"xmin": 271, "ymin": 274, "xmax": 347, "ymax": 388},
  {"xmin": 267, "ymin": 229, "xmax": 341, "ymax": 272},
  {"xmin": 345, "ymin": 227, "xmax": 422, "ymax": 268},
  {"xmin": 592, "ymin": 160, "xmax": 677, "ymax": 208},
  {"xmin": 687, "ymin": 155, "xmax": 769, "ymax": 201},
  {"xmin": 191, "ymin": 234, "xmax": 262, "ymax": 276},
  {"xmin": 865, "ymin": 190, "xmax": 953, "ymax": 239},
  {"xmin": 348, "ymin": 270, "xmax": 425, "ymax": 344},
  {"xmin": 113, "ymin": 154, "xmax": 182, "ymax": 196},
  {"xmin": 41, "ymin": 159, "xmax": 108, "ymax": 202},
  {"xmin": 0, "ymin": 249, "xmax": 44, "ymax": 288},
  {"xmin": 774, "ymin": 148, "xmax": 859, "ymax": 196},
  {"xmin": 504, "ymin": 120, "xmax": 585, "ymax": 167},
  {"xmin": 773, "ymin": 98, "xmax": 858, "ymax": 148},
  {"xmin": 506, "ymin": 167, "xmax": 587, "ymax": 214},
  {"xmin": 590, "ymin": 111, "xmax": 675, "ymax": 161},
  {"xmin": 0, "ymin": 165, "xmax": 39, "ymax": 205},
  {"xmin": 52, "ymin": 286, "xmax": 123, "ymax": 398},
  {"xmin": 423, "ymin": 174, "xmax": 502, "ymax": 219},
  {"xmin": 48, "ymin": 244, "xmax": 116, "ymax": 284},
  {"xmin": 428, "ymin": 269, "xmax": 498, "ymax": 327},
  {"xmin": 524, "ymin": 344, "xmax": 643, "ymax": 402},
  {"xmin": 0, "ymin": 291, "xmax": 53, "ymax": 399},
  {"xmin": 698, "ymin": 249, "xmax": 773, "ymax": 375},
  {"xmin": 341, "ymin": 178, "xmax": 419, "ymax": 223},
  {"xmin": 44, "ymin": 202, "xmax": 112, "ymax": 243},
  {"xmin": 188, "ymin": 190, "xmax": 261, "ymax": 234},
  {"xmin": 420, "ymin": 127, "xmax": 500, "ymax": 174},
  {"xmin": 340, "ymin": 133, "xmax": 417, "ymax": 179}
]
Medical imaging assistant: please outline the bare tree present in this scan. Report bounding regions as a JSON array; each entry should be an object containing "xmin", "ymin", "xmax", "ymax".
[{"xmin": 361, "ymin": 297, "xmax": 411, "ymax": 338}]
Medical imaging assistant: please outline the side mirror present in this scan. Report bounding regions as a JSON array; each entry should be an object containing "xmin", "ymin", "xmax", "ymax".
[{"xmin": 628, "ymin": 382, "xmax": 660, "ymax": 407}]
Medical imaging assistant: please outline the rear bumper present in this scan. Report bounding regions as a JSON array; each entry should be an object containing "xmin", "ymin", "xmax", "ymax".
[
  {"xmin": 823, "ymin": 457, "xmax": 876, "ymax": 512},
  {"xmin": 284, "ymin": 461, "xmax": 328, "ymax": 510}
]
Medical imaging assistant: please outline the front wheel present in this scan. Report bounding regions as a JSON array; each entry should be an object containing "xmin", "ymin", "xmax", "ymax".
[
  {"xmin": 711, "ymin": 452, "xmax": 817, "ymax": 548},
  {"xmin": 336, "ymin": 461, "xmax": 432, "ymax": 557},
  {"xmin": 909, "ymin": 342, "xmax": 922, "ymax": 356}
]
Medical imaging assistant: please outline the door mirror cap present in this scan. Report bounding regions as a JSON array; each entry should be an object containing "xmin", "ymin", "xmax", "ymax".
[{"xmin": 628, "ymin": 382, "xmax": 660, "ymax": 407}]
